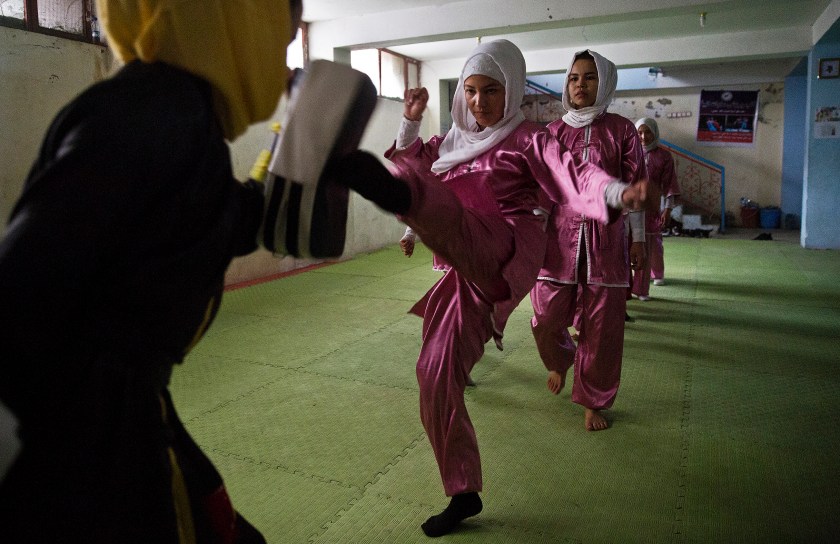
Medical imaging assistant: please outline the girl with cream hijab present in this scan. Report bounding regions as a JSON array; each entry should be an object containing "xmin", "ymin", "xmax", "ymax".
[
  {"xmin": 0, "ymin": 1, "xmax": 301, "ymax": 542},
  {"xmin": 633, "ymin": 117, "xmax": 680, "ymax": 295},
  {"xmin": 347, "ymin": 39, "xmax": 642, "ymax": 537},
  {"xmin": 529, "ymin": 49, "xmax": 647, "ymax": 432}
]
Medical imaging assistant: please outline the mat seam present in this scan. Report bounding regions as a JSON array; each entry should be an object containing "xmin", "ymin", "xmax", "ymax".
[
  {"xmin": 307, "ymin": 432, "xmax": 427, "ymax": 542},
  {"xmin": 671, "ymin": 238, "xmax": 701, "ymax": 543}
]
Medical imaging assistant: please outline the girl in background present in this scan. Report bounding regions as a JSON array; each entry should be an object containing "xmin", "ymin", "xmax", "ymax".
[
  {"xmin": 530, "ymin": 50, "xmax": 647, "ymax": 432},
  {"xmin": 633, "ymin": 117, "xmax": 680, "ymax": 294}
]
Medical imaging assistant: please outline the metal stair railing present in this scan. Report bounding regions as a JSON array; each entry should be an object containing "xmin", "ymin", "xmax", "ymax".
[{"xmin": 660, "ymin": 139, "xmax": 726, "ymax": 233}]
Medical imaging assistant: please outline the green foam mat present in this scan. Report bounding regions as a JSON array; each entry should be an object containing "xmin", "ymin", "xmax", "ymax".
[{"xmin": 169, "ymin": 238, "xmax": 840, "ymax": 542}]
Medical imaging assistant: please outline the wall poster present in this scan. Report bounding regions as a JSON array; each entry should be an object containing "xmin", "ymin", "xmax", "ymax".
[
  {"xmin": 696, "ymin": 90, "xmax": 759, "ymax": 147},
  {"xmin": 814, "ymin": 106, "xmax": 840, "ymax": 139}
]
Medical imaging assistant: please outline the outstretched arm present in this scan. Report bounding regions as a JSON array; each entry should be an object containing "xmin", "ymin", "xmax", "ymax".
[{"xmin": 528, "ymin": 130, "xmax": 654, "ymax": 223}]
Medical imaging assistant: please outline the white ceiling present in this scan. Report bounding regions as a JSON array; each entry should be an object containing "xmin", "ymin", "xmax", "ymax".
[{"xmin": 301, "ymin": 0, "xmax": 840, "ymax": 81}]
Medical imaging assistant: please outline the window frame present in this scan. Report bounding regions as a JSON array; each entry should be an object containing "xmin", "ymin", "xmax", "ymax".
[
  {"xmin": 0, "ymin": 0, "xmax": 101, "ymax": 45},
  {"xmin": 377, "ymin": 48, "xmax": 421, "ymax": 99},
  {"xmin": 298, "ymin": 21, "xmax": 309, "ymax": 68}
]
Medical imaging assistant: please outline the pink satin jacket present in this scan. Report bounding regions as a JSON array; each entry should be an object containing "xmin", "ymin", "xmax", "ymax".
[
  {"xmin": 540, "ymin": 113, "xmax": 646, "ymax": 286},
  {"xmin": 644, "ymin": 145, "xmax": 680, "ymax": 232},
  {"xmin": 386, "ymin": 120, "xmax": 616, "ymax": 325}
]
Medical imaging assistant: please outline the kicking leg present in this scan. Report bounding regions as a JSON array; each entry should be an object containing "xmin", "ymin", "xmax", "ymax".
[{"xmin": 421, "ymin": 492, "xmax": 483, "ymax": 538}]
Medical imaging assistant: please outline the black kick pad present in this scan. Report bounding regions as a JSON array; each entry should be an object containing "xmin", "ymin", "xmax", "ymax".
[{"xmin": 261, "ymin": 60, "xmax": 377, "ymax": 258}]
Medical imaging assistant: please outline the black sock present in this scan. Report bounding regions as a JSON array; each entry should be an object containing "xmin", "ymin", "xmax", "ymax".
[
  {"xmin": 329, "ymin": 150, "xmax": 412, "ymax": 215},
  {"xmin": 421, "ymin": 492, "xmax": 482, "ymax": 538}
]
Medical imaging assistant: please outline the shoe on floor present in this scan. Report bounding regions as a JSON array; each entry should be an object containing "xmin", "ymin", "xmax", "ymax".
[
  {"xmin": 653, "ymin": 279, "xmax": 665, "ymax": 286},
  {"xmin": 637, "ymin": 295, "xmax": 650, "ymax": 301}
]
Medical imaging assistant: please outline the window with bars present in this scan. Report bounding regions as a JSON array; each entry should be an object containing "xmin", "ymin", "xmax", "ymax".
[
  {"xmin": 351, "ymin": 48, "xmax": 420, "ymax": 99},
  {"xmin": 2, "ymin": 2, "xmax": 309, "ymax": 56},
  {"xmin": 1, "ymin": 0, "xmax": 101, "ymax": 43}
]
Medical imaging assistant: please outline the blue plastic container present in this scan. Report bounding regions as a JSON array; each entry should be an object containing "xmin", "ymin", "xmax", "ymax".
[{"xmin": 760, "ymin": 207, "xmax": 781, "ymax": 229}]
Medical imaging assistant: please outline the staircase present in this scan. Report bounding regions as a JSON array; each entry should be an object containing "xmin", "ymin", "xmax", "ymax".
[{"xmin": 660, "ymin": 139, "xmax": 726, "ymax": 233}]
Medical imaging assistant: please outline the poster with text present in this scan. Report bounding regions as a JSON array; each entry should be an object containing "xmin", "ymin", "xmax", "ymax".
[
  {"xmin": 814, "ymin": 106, "xmax": 840, "ymax": 139},
  {"xmin": 696, "ymin": 90, "xmax": 758, "ymax": 147}
]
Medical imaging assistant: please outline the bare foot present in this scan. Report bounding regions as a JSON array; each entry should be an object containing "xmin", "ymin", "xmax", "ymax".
[
  {"xmin": 546, "ymin": 370, "xmax": 566, "ymax": 395},
  {"xmin": 585, "ymin": 408, "xmax": 609, "ymax": 431}
]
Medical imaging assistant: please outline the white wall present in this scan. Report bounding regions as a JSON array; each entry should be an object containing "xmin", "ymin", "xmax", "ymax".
[
  {"xmin": 611, "ymin": 83, "xmax": 785, "ymax": 224},
  {"xmin": 0, "ymin": 26, "xmax": 115, "ymax": 232},
  {"xmin": 224, "ymin": 96, "xmax": 410, "ymax": 286},
  {"xmin": 347, "ymin": 97, "xmax": 416, "ymax": 254}
]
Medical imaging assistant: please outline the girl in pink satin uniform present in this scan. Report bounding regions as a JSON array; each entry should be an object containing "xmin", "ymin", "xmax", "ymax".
[
  {"xmin": 378, "ymin": 40, "xmax": 639, "ymax": 536},
  {"xmin": 632, "ymin": 117, "xmax": 680, "ymax": 296},
  {"xmin": 530, "ymin": 50, "xmax": 647, "ymax": 432}
]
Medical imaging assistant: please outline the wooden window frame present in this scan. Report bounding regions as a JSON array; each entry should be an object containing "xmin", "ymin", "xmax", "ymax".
[
  {"xmin": 2, "ymin": 3, "xmax": 308, "ymax": 52},
  {"xmin": 299, "ymin": 21, "xmax": 309, "ymax": 67},
  {"xmin": 377, "ymin": 48, "xmax": 421, "ymax": 99},
  {"xmin": 0, "ymin": 0, "xmax": 101, "ymax": 45}
]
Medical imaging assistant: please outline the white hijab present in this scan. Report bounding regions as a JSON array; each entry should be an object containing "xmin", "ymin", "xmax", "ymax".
[
  {"xmin": 432, "ymin": 39, "xmax": 526, "ymax": 174},
  {"xmin": 635, "ymin": 117, "xmax": 659, "ymax": 151},
  {"xmin": 561, "ymin": 49, "xmax": 618, "ymax": 129}
]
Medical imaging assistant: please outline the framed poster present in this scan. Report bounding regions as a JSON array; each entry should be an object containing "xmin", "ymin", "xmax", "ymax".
[
  {"xmin": 696, "ymin": 90, "xmax": 759, "ymax": 147},
  {"xmin": 818, "ymin": 58, "xmax": 840, "ymax": 79},
  {"xmin": 814, "ymin": 106, "xmax": 840, "ymax": 139}
]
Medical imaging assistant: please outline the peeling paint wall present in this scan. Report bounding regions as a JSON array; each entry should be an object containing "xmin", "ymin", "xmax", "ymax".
[
  {"xmin": 0, "ymin": 26, "xmax": 116, "ymax": 234},
  {"xmin": 612, "ymin": 83, "xmax": 785, "ymax": 225},
  {"xmin": 1, "ymin": 27, "xmax": 406, "ymax": 285}
]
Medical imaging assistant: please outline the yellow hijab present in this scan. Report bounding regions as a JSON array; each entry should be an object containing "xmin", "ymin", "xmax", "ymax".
[{"xmin": 97, "ymin": 0, "xmax": 290, "ymax": 140}]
